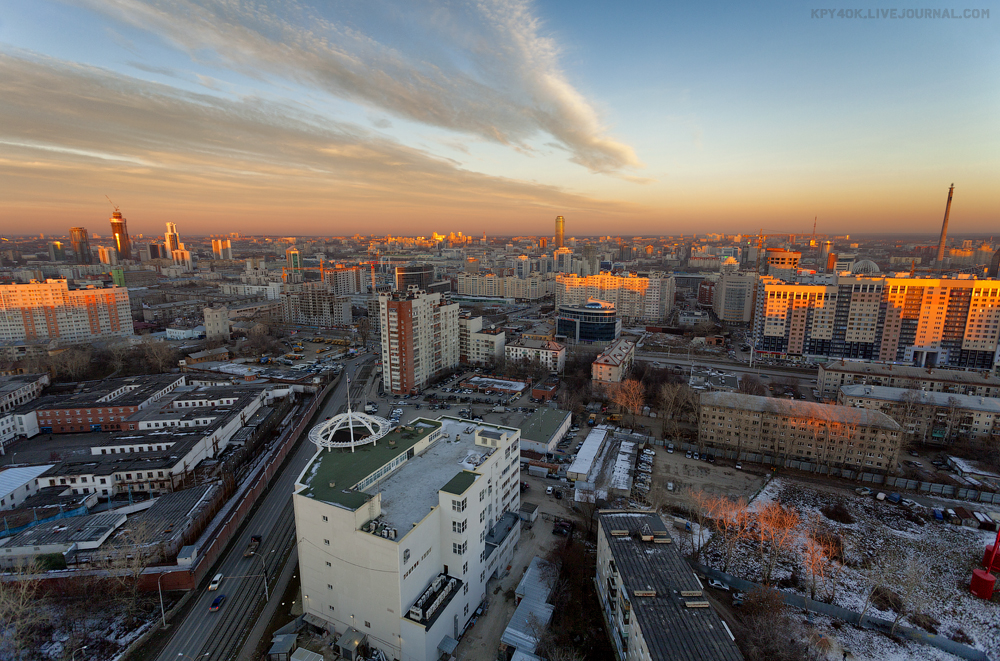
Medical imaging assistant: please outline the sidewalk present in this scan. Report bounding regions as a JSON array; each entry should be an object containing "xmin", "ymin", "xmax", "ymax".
[{"xmin": 237, "ymin": 547, "xmax": 300, "ymax": 661}]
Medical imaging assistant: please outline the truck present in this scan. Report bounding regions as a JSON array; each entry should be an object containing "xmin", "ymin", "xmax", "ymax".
[
  {"xmin": 887, "ymin": 492, "xmax": 901, "ymax": 504},
  {"xmin": 244, "ymin": 535, "xmax": 262, "ymax": 557},
  {"xmin": 492, "ymin": 405, "xmax": 506, "ymax": 413},
  {"xmin": 587, "ymin": 413, "xmax": 597, "ymax": 426},
  {"xmin": 364, "ymin": 403, "xmax": 378, "ymax": 414},
  {"xmin": 607, "ymin": 414, "xmax": 622, "ymax": 423}
]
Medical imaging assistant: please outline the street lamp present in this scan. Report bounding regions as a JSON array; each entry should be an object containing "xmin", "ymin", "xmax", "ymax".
[
  {"xmin": 157, "ymin": 572, "xmax": 167, "ymax": 627},
  {"xmin": 71, "ymin": 645, "xmax": 87, "ymax": 661},
  {"xmin": 259, "ymin": 548, "xmax": 276, "ymax": 601}
]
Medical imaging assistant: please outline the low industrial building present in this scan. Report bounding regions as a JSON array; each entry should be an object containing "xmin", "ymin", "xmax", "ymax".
[
  {"xmin": 0, "ymin": 464, "xmax": 55, "ymax": 510},
  {"xmin": 596, "ymin": 511, "xmax": 743, "ymax": 661},
  {"xmin": 699, "ymin": 392, "xmax": 903, "ymax": 471},
  {"xmin": 518, "ymin": 407, "xmax": 571, "ymax": 455},
  {"xmin": 0, "ymin": 511, "xmax": 127, "ymax": 569}
]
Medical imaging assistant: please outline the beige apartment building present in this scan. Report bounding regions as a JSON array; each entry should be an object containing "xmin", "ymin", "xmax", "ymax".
[
  {"xmin": 699, "ymin": 392, "xmax": 902, "ymax": 471},
  {"xmin": 818, "ymin": 360, "xmax": 1000, "ymax": 400},
  {"xmin": 380, "ymin": 289, "xmax": 459, "ymax": 394},
  {"xmin": 591, "ymin": 337, "xmax": 635, "ymax": 385}
]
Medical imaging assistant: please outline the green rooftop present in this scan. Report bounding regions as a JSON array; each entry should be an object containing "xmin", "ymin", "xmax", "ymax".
[
  {"xmin": 299, "ymin": 420, "xmax": 442, "ymax": 509},
  {"xmin": 518, "ymin": 407, "xmax": 571, "ymax": 442},
  {"xmin": 440, "ymin": 470, "xmax": 478, "ymax": 496}
]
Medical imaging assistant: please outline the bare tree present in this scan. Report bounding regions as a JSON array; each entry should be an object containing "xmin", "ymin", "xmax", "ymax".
[
  {"xmin": 858, "ymin": 546, "xmax": 902, "ymax": 625},
  {"xmin": 755, "ymin": 502, "xmax": 800, "ymax": 584},
  {"xmin": 356, "ymin": 316, "xmax": 371, "ymax": 348},
  {"xmin": 739, "ymin": 374, "xmax": 768, "ymax": 397},
  {"xmin": 140, "ymin": 336, "xmax": 178, "ymax": 373},
  {"xmin": 658, "ymin": 383, "xmax": 685, "ymax": 439},
  {"xmin": 891, "ymin": 557, "xmax": 928, "ymax": 635},
  {"xmin": 612, "ymin": 379, "xmax": 646, "ymax": 428},
  {"xmin": 709, "ymin": 495, "xmax": 752, "ymax": 572},
  {"xmin": 684, "ymin": 489, "xmax": 715, "ymax": 561},
  {"xmin": 0, "ymin": 559, "xmax": 50, "ymax": 658},
  {"xmin": 105, "ymin": 518, "xmax": 158, "ymax": 627}
]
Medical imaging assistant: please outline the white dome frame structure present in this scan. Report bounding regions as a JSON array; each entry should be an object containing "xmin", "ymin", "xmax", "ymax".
[{"xmin": 309, "ymin": 410, "xmax": 394, "ymax": 452}]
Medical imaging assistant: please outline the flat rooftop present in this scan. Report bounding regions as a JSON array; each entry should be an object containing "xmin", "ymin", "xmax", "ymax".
[
  {"xmin": 700, "ymin": 392, "xmax": 901, "ymax": 430},
  {"xmin": 519, "ymin": 407, "xmax": 570, "ymax": 443},
  {"xmin": 298, "ymin": 421, "xmax": 440, "ymax": 510},
  {"xmin": 375, "ymin": 418, "xmax": 517, "ymax": 533}
]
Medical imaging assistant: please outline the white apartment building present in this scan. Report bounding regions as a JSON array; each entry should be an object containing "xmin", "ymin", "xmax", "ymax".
[
  {"xmin": 458, "ymin": 316, "xmax": 506, "ymax": 366},
  {"xmin": 455, "ymin": 273, "xmax": 552, "ymax": 301},
  {"xmin": 380, "ymin": 289, "xmax": 460, "ymax": 394},
  {"xmin": 555, "ymin": 272, "xmax": 675, "ymax": 323},
  {"xmin": 504, "ymin": 338, "xmax": 566, "ymax": 373},
  {"xmin": 293, "ymin": 418, "xmax": 521, "ymax": 661},
  {"xmin": 0, "ymin": 280, "xmax": 132, "ymax": 344},
  {"xmin": 591, "ymin": 338, "xmax": 635, "ymax": 385},
  {"xmin": 282, "ymin": 283, "xmax": 352, "ymax": 327}
]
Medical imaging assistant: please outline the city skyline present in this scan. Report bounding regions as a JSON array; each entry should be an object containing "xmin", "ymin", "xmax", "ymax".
[{"xmin": 0, "ymin": 1, "xmax": 997, "ymax": 236}]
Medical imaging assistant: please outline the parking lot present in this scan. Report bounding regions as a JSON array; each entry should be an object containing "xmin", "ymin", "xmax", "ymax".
[{"xmin": 646, "ymin": 445, "xmax": 766, "ymax": 506}]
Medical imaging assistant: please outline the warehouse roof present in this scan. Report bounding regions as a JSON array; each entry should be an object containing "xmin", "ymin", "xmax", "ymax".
[{"xmin": 599, "ymin": 512, "xmax": 743, "ymax": 661}]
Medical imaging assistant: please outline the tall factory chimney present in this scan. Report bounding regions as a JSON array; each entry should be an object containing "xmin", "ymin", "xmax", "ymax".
[{"xmin": 935, "ymin": 184, "xmax": 955, "ymax": 266}]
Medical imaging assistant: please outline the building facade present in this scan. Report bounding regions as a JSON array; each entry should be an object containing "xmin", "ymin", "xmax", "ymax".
[
  {"xmin": 69, "ymin": 227, "xmax": 92, "ymax": 265},
  {"xmin": 555, "ymin": 272, "xmax": 674, "ymax": 323},
  {"xmin": 504, "ymin": 338, "xmax": 566, "ymax": 373},
  {"xmin": 591, "ymin": 338, "xmax": 635, "ymax": 385},
  {"xmin": 699, "ymin": 392, "xmax": 902, "ymax": 471},
  {"xmin": 293, "ymin": 418, "xmax": 522, "ymax": 661},
  {"xmin": 0, "ymin": 280, "xmax": 132, "ymax": 344},
  {"xmin": 713, "ymin": 271, "xmax": 756, "ymax": 324},
  {"xmin": 818, "ymin": 360, "xmax": 1000, "ymax": 400},
  {"xmin": 379, "ymin": 289, "xmax": 460, "ymax": 394},
  {"xmin": 203, "ymin": 305, "xmax": 231, "ymax": 342},
  {"xmin": 753, "ymin": 273, "xmax": 1000, "ymax": 369},
  {"xmin": 458, "ymin": 316, "xmax": 505, "ymax": 366},
  {"xmin": 838, "ymin": 384, "xmax": 1000, "ymax": 447},
  {"xmin": 109, "ymin": 211, "xmax": 132, "ymax": 261},
  {"xmin": 556, "ymin": 299, "xmax": 620, "ymax": 344}
]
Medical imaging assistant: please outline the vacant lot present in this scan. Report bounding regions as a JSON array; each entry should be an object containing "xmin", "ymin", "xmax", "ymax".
[{"xmin": 649, "ymin": 446, "xmax": 766, "ymax": 506}]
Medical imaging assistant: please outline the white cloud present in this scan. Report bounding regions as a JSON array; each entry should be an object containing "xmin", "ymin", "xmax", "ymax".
[{"xmin": 69, "ymin": 0, "xmax": 642, "ymax": 174}]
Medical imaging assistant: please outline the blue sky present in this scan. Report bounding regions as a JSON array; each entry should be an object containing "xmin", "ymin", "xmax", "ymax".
[{"xmin": 0, "ymin": 0, "xmax": 996, "ymax": 237}]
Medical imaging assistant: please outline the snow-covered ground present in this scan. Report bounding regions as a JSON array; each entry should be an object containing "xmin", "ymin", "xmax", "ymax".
[{"xmin": 704, "ymin": 477, "xmax": 999, "ymax": 660}]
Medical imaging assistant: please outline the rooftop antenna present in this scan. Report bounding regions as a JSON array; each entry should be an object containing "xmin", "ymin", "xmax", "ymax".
[{"xmin": 105, "ymin": 195, "xmax": 119, "ymax": 213}]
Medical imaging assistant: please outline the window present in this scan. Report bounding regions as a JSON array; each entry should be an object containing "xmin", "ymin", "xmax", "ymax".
[
  {"xmin": 452, "ymin": 520, "xmax": 467, "ymax": 533},
  {"xmin": 364, "ymin": 621, "xmax": 370, "ymax": 628},
  {"xmin": 322, "ymin": 515, "xmax": 328, "ymax": 522},
  {"xmin": 324, "ymin": 539, "xmax": 330, "ymax": 546},
  {"xmin": 328, "ymin": 605, "xmax": 335, "ymax": 611},
  {"xmin": 326, "ymin": 561, "xmax": 332, "ymax": 567},
  {"xmin": 328, "ymin": 584, "xmax": 333, "ymax": 590},
  {"xmin": 452, "ymin": 541, "xmax": 467, "ymax": 555},
  {"xmin": 451, "ymin": 498, "xmax": 467, "ymax": 512},
  {"xmin": 463, "ymin": 561, "xmax": 468, "ymax": 575}
]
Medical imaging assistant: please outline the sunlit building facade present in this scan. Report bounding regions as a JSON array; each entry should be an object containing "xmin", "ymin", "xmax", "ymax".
[
  {"xmin": 0, "ymin": 279, "xmax": 132, "ymax": 344},
  {"xmin": 555, "ymin": 272, "xmax": 674, "ymax": 323}
]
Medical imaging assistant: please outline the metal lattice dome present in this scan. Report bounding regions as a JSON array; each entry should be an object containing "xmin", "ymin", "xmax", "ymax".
[
  {"xmin": 851, "ymin": 259, "xmax": 881, "ymax": 274},
  {"xmin": 309, "ymin": 410, "xmax": 394, "ymax": 452}
]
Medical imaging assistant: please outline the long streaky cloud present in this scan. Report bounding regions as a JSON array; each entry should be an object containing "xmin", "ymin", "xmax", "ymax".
[{"xmin": 70, "ymin": 0, "xmax": 642, "ymax": 174}]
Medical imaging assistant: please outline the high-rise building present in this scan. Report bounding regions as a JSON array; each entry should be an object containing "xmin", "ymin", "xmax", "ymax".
[
  {"xmin": 48, "ymin": 242, "xmax": 66, "ymax": 262},
  {"xmin": 172, "ymin": 249, "xmax": 193, "ymax": 271},
  {"xmin": 713, "ymin": 271, "xmax": 756, "ymax": 324},
  {"xmin": 753, "ymin": 272, "xmax": 1000, "ymax": 369},
  {"xmin": 164, "ymin": 222, "xmax": 181, "ymax": 255},
  {"xmin": 394, "ymin": 263, "xmax": 434, "ymax": 291},
  {"xmin": 555, "ymin": 272, "xmax": 675, "ymax": 323},
  {"xmin": 97, "ymin": 246, "xmax": 118, "ymax": 266},
  {"xmin": 203, "ymin": 305, "xmax": 231, "ymax": 342},
  {"xmin": 286, "ymin": 247, "xmax": 301, "ymax": 270},
  {"xmin": 281, "ymin": 283, "xmax": 352, "ymax": 326},
  {"xmin": 69, "ymin": 227, "xmax": 92, "ymax": 264},
  {"xmin": 109, "ymin": 210, "xmax": 132, "ymax": 261},
  {"xmin": 0, "ymin": 279, "xmax": 132, "ymax": 344},
  {"xmin": 379, "ymin": 289, "xmax": 459, "ymax": 394},
  {"xmin": 538, "ymin": 237, "xmax": 547, "ymax": 250},
  {"xmin": 554, "ymin": 215, "xmax": 565, "ymax": 248},
  {"xmin": 211, "ymin": 239, "xmax": 233, "ymax": 260}
]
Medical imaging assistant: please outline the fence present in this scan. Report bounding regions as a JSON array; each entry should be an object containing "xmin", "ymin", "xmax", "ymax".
[
  {"xmin": 691, "ymin": 563, "xmax": 991, "ymax": 661},
  {"xmin": 653, "ymin": 440, "xmax": 1000, "ymax": 506}
]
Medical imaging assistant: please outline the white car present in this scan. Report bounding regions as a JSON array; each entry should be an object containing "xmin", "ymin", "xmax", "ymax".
[
  {"xmin": 546, "ymin": 486, "xmax": 554, "ymax": 495},
  {"xmin": 707, "ymin": 578, "xmax": 729, "ymax": 591},
  {"xmin": 209, "ymin": 573, "xmax": 223, "ymax": 591}
]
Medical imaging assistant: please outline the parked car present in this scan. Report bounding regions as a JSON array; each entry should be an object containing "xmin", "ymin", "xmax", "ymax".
[
  {"xmin": 546, "ymin": 486, "xmax": 554, "ymax": 495},
  {"xmin": 855, "ymin": 487, "xmax": 872, "ymax": 496},
  {"xmin": 707, "ymin": 578, "xmax": 729, "ymax": 591},
  {"xmin": 209, "ymin": 594, "xmax": 226, "ymax": 612},
  {"xmin": 555, "ymin": 490, "xmax": 563, "ymax": 500},
  {"xmin": 734, "ymin": 462, "xmax": 742, "ymax": 470}
]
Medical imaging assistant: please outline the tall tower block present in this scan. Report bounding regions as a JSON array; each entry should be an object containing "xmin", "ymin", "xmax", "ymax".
[
  {"xmin": 555, "ymin": 215, "xmax": 565, "ymax": 248},
  {"xmin": 109, "ymin": 211, "xmax": 132, "ymax": 261},
  {"xmin": 935, "ymin": 184, "xmax": 955, "ymax": 266}
]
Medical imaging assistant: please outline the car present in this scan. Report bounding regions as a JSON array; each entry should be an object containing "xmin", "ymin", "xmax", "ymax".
[
  {"xmin": 901, "ymin": 498, "xmax": 919, "ymax": 508},
  {"xmin": 909, "ymin": 450, "xmax": 919, "ymax": 457},
  {"xmin": 685, "ymin": 451, "xmax": 693, "ymax": 459},
  {"xmin": 209, "ymin": 573, "xmax": 223, "ymax": 591},
  {"xmin": 707, "ymin": 578, "xmax": 729, "ymax": 591},
  {"xmin": 735, "ymin": 462, "xmax": 742, "ymax": 470},
  {"xmin": 667, "ymin": 482, "xmax": 674, "ymax": 491},
  {"xmin": 555, "ymin": 490, "xmax": 563, "ymax": 500},
  {"xmin": 209, "ymin": 594, "xmax": 226, "ymax": 612},
  {"xmin": 667, "ymin": 443, "xmax": 674, "ymax": 453},
  {"xmin": 546, "ymin": 486, "xmax": 554, "ymax": 495},
  {"xmin": 855, "ymin": 487, "xmax": 872, "ymax": 496}
]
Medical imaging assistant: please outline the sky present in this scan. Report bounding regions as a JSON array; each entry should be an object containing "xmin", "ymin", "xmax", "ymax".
[{"xmin": 0, "ymin": 0, "xmax": 997, "ymax": 238}]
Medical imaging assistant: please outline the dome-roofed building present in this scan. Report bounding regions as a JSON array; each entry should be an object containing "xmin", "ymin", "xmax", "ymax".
[{"xmin": 851, "ymin": 259, "xmax": 881, "ymax": 275}]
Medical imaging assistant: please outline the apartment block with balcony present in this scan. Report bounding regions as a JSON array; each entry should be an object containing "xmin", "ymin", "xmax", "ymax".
[
  {"xmin": 504, "ymin": 338, "xmax": 565, "ymax": 373},
  {"xmin": 380, "ymin": 289, "xmax": 459, "ymax": 394},
  {"xmin": 699, "ymin": 392, "xmax": 902, "ymax": 471},
  {"xmin": 838, "ymin": 384, "xmax": 1000, "ymax": 447},
  {"xmin": 555, "ymin": 272, "xmax": 674, "ymax": 323},
  {"xmin": 818, "ymin": 360, "xmax": 1000, "ymax": 400},
  {"xmin": 458, "ymin": 315, "xmax": 505, "ymax": 366},
  {"xmin": 0, "ymin": 279, "xmax": 132, "ymax": 345}
]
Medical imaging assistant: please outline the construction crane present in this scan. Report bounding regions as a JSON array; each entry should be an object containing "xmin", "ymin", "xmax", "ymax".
[
  {"xmin": 748, "ymin": 229, "xmax": 766, "ymax": 368},
  {"xmin": 811, "ymin": 216, "xmax": 817, "ymax": 249},
  {"xmin": 105, "ymin": 195, "xmax": 119, "ymax": 212}
]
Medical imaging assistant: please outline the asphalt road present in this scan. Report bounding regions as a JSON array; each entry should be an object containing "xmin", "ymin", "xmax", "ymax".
[
  {"xmin": 635, "ymin": 352, "xmax": 821, "ymax": 383},
  {"xmin": 157, "ymin": 355, "xmax": 372, "ymax": 661}
]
